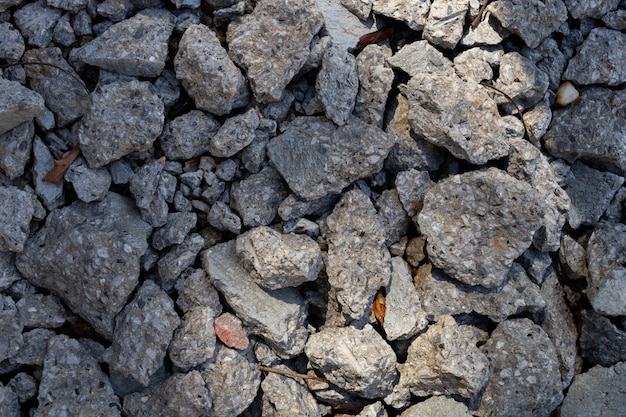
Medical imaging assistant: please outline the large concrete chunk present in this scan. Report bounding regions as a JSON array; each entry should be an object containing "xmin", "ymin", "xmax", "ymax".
[{"xmin": 0, "ymin": 79, "xmax": 45, "ymax": 135}]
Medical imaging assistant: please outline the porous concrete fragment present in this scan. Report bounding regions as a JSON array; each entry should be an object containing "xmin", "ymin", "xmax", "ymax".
[
  {"xmin": 488, "ymin": 0, "xmax": 567, "ymax": 48},
  {"xmin": 316, "ymin": 45, "xmax": 358, "ymax": 126},
  {"xmin": 305, "ymin": 324, "xmax": 398, "ymax": 399},
  {"xmin": 564, "ymin": 28, "xmax": 626, "ymax": 86},
  {"xmin": 0, "ymin": 78, "xmax": 45, "ymax": 135},
  {"xmin": 0, "ymin": 296, "xmax": 23, "ymax": 362},
  {"xmin": 507, "ymin": 138, "xmax": 569, "ymax": 252},
  {"xmin": 371, "ymin": 0, "xmax": 430, "ymax": 30},
  {"xmin": 230, "ymin": 166, "xmax": 288, "ymax": 227},
  {"xmin": 122, "ymin": 371, "xmax": 211, "ymax": 417},
  {"xmin": 268, "ymin": 116, "xmax": 395, "ymax": 200},
  {"xmin": 157, "ymin": 233, "xmax": 205, "ymax": 291},
  {"xmin": 64, "ymin": 157, "xmax": 111, "ymax": 203},
  {"xmin": 544, "ymin": 87, "xmax": 625, "ymax": 176},
  {"xmin": 375, "ymin": 188, "xmax": 410, "ymax": 246},
  {"xmin": 521, "ymin": 38, "xmax": 566, "ymax": 91},
  {"xmin": 586, "ymin": 222, "xmax": 626, "ymax": 316},
  {"xmin": 261, "ymin": 369, "xmax": 324, "ymax": 417},
  {"xmin": 494, "ymin": 52, "xmax": 549, "ymax": 112},
  {"xmin": 16, "ymin": 293, "xmax": 67, "ymax": 328},
  {"xmin": 453, "ymin": 46, "xmax": 499, "ymax": 83},
  {"xmin": 580, "ymin": 309, "xmax": 626, "ymax": 366},
  {"xmin": 0, "ymin": 186, "xmax": 35, "ymax": 253},
  {"xmin": 175, "ymin": 24, "xmax": 248, "ymax": 115},
  {"xmin": 9, "ymin": 328, "xmax": 53, "ymax": 366},
  {"xmin": 387, "ymin": 40, "xmax": 452, "ymax": 78},
  {"xmin": 207, "ymin": 200, "xmax": 242, "ymax": 234},
  {"xmin": 394, "ymin": 168, "xmax": 432, "ymax": 216},
  {"xmin": 423, "ymin": 0, "xmax": 468, "ymax": 49},
  {"xmin": 322, "ymin": 189, "xmax": 392, "ymax": 321},
  {"xmin": 168, "ymin": 306, "xmax": 217, "ymax": 370},
  {"xmin": 602, "ymin": 9, "xmax": 626, "ymax": 30},
  {"xmin": 78, "ymin": 80, "xmax": 164, "ymax": 169},
  {"xmin": 417, "ymin": 261, "xmax": 545, "ymax": 322},
  {"xmin": 341, "ymin": 0, "xmax": 371, "ymax": 20},
  {"xmin": 159, "ymin": 110, "xmax": 220, "ymax": 160},
  {"xmin": 355, "ymin": 44, "xmax": 394, "ymax": 128},
  {"xmin": 558, "ymin": 234, "xmax": 588, "ymax": 281},
  {"xmin": 0, "ymin": 121, "xmax": 33, "ymax": 179},
  {"xmin": 559, "ymin": 361, "xmax": 626, "ymax": 417},
  {"xmin": 278, "ymin": 194, "xmax": 339, "ymax": 222},
  {"xmin": 0, "ymin": 22, "xmax": 25, "ymax": 63},
  {"xmin": 564, "ymin": 0, "xmax": 620, "ymax": 19},
  {"xmin": 13, "ymin": 0, "xmax": 62, "ymax": 47},
  {"xmin": 8, "ymin": 372, "xmax": 37, "ymax": 404},
  {"xmin": 316, "ymin": 0, "xmax": 373, "ymax": 52},
  {"xmin": 103, "ymin": 280, "xmax": 180, "ymax": 387},
  {"xmin": 209, "ymin": 108, "xmax": 260, "ymax": 157},
  {"xmin": 151, "ymin": 211, "xmax": 196, "ymax": 250},
  {"xmin": 35, "ymin": 335, "xmax": 121, "ymax": 417},
  {"xmin": 72, "ymin": 8, "xmax": 174, "ymax": 77},
  {"xmin": 565, "ymin": 162, "xmax": 623, "ymax": 228},
  {"xmin": 201, "ymin": 347, "xmax": 261, "ymax": 417},
  {"xmin": 47, "ymin": 0, "xmax": 88, "ymax": 12},
  {"xmin": 0, "ymin": 253, "xmax": 20, "ymax": 290},
  {"xmin": 478, "ymin": 319, "xmax": 563, "ymax": 417},
  {"xmin": 130, "ymin": 158, "xmax": 169, "ymax": 227},
  {"xmin": 383, "ymin": 257, "xmax": 428, "ymax": 340},
  {"xmin": 16, "ymin": 192, "xmax": 151, "ymax": 339},
  {"xmin": 417, "ymin": 168, "xmax": 542, "ymax": 288},
  {"xmin": 174, "ymin": 268, "xmax": 222, "ymax": 313},
  {"xmin": 227, "ymin": 0, "xmax": 323, "ymax": 102},
  {"xmin": 32, "ymin": 137, "xmax": 65, "ymax": 210},
  {"xmin": 236, "ymin": 226, "xmax": 323, "ymax": 290},
  {"xmin": 0, "ymin": 382, "xmax": 19, "ymax": 417},
  {"xmin": 203, "ymin": 241, "xmax": 308, "ymax": 358},
  {"xmin": 400, "ymin": 396, "xmax": 472, "ymax": 417}
]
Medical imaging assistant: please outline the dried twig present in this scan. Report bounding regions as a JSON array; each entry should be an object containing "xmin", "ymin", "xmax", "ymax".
[
  {"xmin": 258, "ymin": 365, "xmax": 327, "ymax": 383},
  {"xmin": 43, "ymin": 143, "xmax": 81, "ymax": 185},
  {"xmin": 471, "ymin": 0, "xmax": 490, "ymax": 28},
  {"xmin": 479, "ymin": 81, "xmax": 532, "ymax": 142}
]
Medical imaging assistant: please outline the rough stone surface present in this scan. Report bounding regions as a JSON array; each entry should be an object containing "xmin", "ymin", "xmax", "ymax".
[
  {"xmin": 16, "ymin": 293, "xmax": 67, "ymax": 329},
  {"xmin": 64, "ymin": 157, "xmax": 112, "ymax": 203},
  {"xmin": 494, "ymin": 52, "xmax": 549, "ymax": 113},
  {"xmin": 316, "ymin": 0, "xmax": 374, "ymax": 52},
  {"xmin": 207, "ymin": 201, "xmax": 242, "ymax": 234},
  {"xmin": 0, "ymin": 186, "xmax": 35, "ymax": 253},
  {"xmin": 400, "ymin": 396, "xmax": 472, "ymax": 417},
  {"xmin": 230, "ymin": 166, "xmax": 288, "ymax": 227},
  {"xmin": 371, "ymin": 0, "xmax": 430, "ymax": 30},
  {"xmin": 0, "ymin": 296, "xmax": 23, "ymax": 362},
  {"xmin": 32, "ymin": 137, "xmax": 65, "ymax": 210},
  {"xmin": 16, "ymin": 193, "xmax": 151, "ymax": 338},
  {"xmin": 261, "ymin": 370, "xmax": 324, "ymax": 417},
  {"xmin": 0, "ymin": 78, "xmax": 45, "ymax": 135},
  {"xmin": 209, "ymin": 108, "xmax": 260, "ymax": 158},
  {"xmin": 13, "ymin": 1, "xmax": 62, "ymax": 48},
  {"xmin": 418, "ymin": 168, "xmax": 542, "ymax": 288},
  {"xmin": 580, "ymin": 309, "xmax": 626, "ymax": 366},
  {"xmin": 268, "ymin": 116, "xmax": 395, "ymax": 200},
  {"xmin": 214, "ymin": 312, "xmax": 248, "ymax": 350},
  {"xmin": 7, "ymin": 328, "xmax": 52, "ymax": 366},
  {"xmin": 151, "ymin": 211, "xmax": 196, "ymax": 250},
  {"xmin": 0, "ymin": 22, "xmax": 25, "ymax": 64},
  {"xmin": 0, "ymin": 253, "xmax": 20, "ymax": 291},
  {"xmin": 174, "ymin": 268, "xmax": 222, "ymax": 314},
  {"xmin": 157, "ymin": 233, "xmax": 205, "ymax": 291},
  {"xmin": 227, "ymin": 0, "xmax": 324, "ymax": 102},
  {"xmin": 423, "ymin": 0, "xmax": 468, "ymax": 49},
  {"xmin": 168, "ymin": 306, "xmax": 217, "ymax": 370},
  {"xmin": 0, "ymin": 121, "xmax": 33, "ymax": 179},
  {"xmin": 305, "ymin": 324, "xmax": 398, "ymax": 399},
  {"xmin": 316, "ymin": 45, "xmax": 358, "ymax": 126},
  {"xmin": 159, "ymin": 110, "xmax": 220, "ymax": 160},
  {"xmin": 355, "ymin": 44, "xmax": 393, "ymax": 128}
]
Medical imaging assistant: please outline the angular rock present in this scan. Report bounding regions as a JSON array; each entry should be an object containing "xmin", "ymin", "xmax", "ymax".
[
  {"xmin": 32, "ymin": 137, "xmax": 65, "ymax": 210},
  {"xmin": 453, "ymin": 46, "xmax": 500, "ymax": 84},
  {"xmin": 317, "ymin": 0, "xmax": 374, "ymax": 52},
  {"xmin": 478, "ymin": 318, "xmax": 563, "ymax": 417},
  {"xmin": 174, "ymin": 268, "xmax": 222, "ymax": 313},
  {"xmin": 371, "ymin": 0, "xmax": 430, "ymax": 31},
  {"xmin": 417, "ymin": 168, "xmax": 542, "ymax": 288},
  {"xmin": 558, "ymin": 234, "xmax": 588, "ymax": 281},
  {"xmin": 0, "ymin": 296, "xmax": 23, "ymax": 362},
  {"xmin": 103, "ymin": 280, "xmax": 180, "ymax": 387},
  {"xmin": 227, "ymin": 0, "xmax": 324, "ymax": 102},
  {"xmin": 400, "ymin": 396, "xmax": 473, "ymax": 417},
  {"xmin": 383, "ymin": 257, "xmax": 428, "ymax": 340},
  {"xmin": 305, "ymin": 324, "xmax": 398, "ymax": 399},
  {"xmin": 209, "ymin": 108, "xmax": 260, "ymax": 158},
  {"xmin": 494, "ymin": 52, "xmax": 549, "ymax": 112},
  {"xmin": 544, "ymin": 87, "xmax": 625, "ymax": 176},
  {"xmin": 580, "ymin": 309, "xmax": 626, "ymax": 366},
  {"xmin": 203, "ymin": 241, "xmax": 308, "ymax": 358},
  {"xmin": 214, "ymin": 312, "xmax": 249, "ymax": 350},
  {"xmin": 586, "ymin": 222, "xmax": 626, "ymax": 316},
  {"xmin": 8, "ymin": 372, "xmax": 37, "ymax": 404},
  {"xmin": 0, "ymin": 78, "xmax": 45, "ymax": 135},
  {"xmin": 322, "ymin": 189, "xmax": 392, "ymax": 321},
  {"xmin": 0, "ymin": 186, "xmax": 35, "ymax": 253},
  {"xmin": 0, "ymin": 22, "xmax": 25, "ymax": 64},
  {"xmin": 355, "ymin": 44, "xmax": 394, "ymax": 128},
  {"xmin": 207, "ymin": 201, "xmax": 242, "ymax": 234},
  {"xmin": 64, "ymin": 157, "xmax": 112, "ymax": 203},
  {"xmin": 230, "ymin": 166, "xmax": 288, "ymax": 227},
  {"xmin": 72, "ymin": 8, "xmax": 174, "ymax": 77},
  {"xmin": 316, "ymin": 45, "xmax": 358, "ymax": 126},
  {"xmin": 268, "ymin": 116, "xmax": 395, "ymax": 200},
  {"xmin": 151, "ymin": 211, "xmax": 196, "ymax": 250},
  {"xmin": 157, "ymin": 233, "xmax": 205, "ymax": 291},
  {"xmin": 460, "ymin": 11, "xmax": 510, "ymax": 47},
  {"xmin": 159, "ymin": 110, "xmax": 220, "ymax": 160},
  {"xmin": 0, "ymin": 121, "xmax": 33, "ymax": 179},
  {"xmin": 565, "ymin": 0, "xmax": 620, "ymax": 19},
  {"xmin": 78, "ymin": 80, "xmax": 164, "ymax": 169},
  {"xmin": 521, "ymin": 38, "xmax": 566, "ymax": 91},
  {"xmin": 602, "ymin": 9, "xmax": 626, "ymax": 30},
  {"xmin": 340, "ymin": 0, "xmax": 371, "ymax": 21},
  {"xmin": 375, "ymin": 188, "xmax": 410, "ymax": 246},
  {"xmin": 423, "ymin": 0, "xmax": 468, "ymax": 49},
  {"xmin": 13, "ymin": 0, "xmax": 63, "ymax": 48},
  {"xmin": 0, "ymin": 253, "xmax": 21, "ymax": 291},
  {"xmin": 404, "ymin": 315, "xmax": 490, "ymax": 398},
  {"xmin": 395, "ymin": 168, "xmax": 433, "ymax": 218},
  {"xmin": 8, "ymin": 328, "xmax": 53, "ymax": 366},
  {"xmin": 16, "ymin": 192, "xmax": 151, "ymax": 339},
  {"xmin": 168, "ymin": 306, "xmax": 217, "ymax": 370},
  {"xmin": 129, "ymin": 158, "xmax": 169, "ymax": 227},
  {"xmin": 0, "ymin": 382, "xmax": 19, "ymax": 417},
  {"xmin": 261, "ymin": 369, "xmax": 324, "ymax": 417},
  {"xmin": 278, "ymin": 193, "xmax": 339, "ymax": 222},
  {"xmin": 16, "ymin": 293, "xmax": 67, "ymax": 328},
  {"xmin": 563, "ymin": 28, "xmax": 626, "ymax": 86}
]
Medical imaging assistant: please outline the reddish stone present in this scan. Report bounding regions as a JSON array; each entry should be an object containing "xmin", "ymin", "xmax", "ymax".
[{"xmin": 214, "ymin": 313, "xmax": 249, "ymax": 350}]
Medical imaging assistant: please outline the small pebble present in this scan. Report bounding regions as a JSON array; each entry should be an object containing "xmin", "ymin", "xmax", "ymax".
[{"xmin": 555, "ymin": 81, "xmax": 579, "ymax": 106}]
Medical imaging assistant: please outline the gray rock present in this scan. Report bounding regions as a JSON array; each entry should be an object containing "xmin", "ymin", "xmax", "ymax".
[
  {"xmin": 316, "ymin": 45, "xmax": 359, "ymax": 126},
  {"xmin": 64, "ymin": 157, "xmax": 112, "ymax": 203},
  {"xmin": 174, "ymin": 268, "xmax": 222, "ymax": 313},
  {"xmin": 478, "ymin": 318, "xmax": 563, "ymax": 417},
  {"xmin": 416, "ymin": 263, "xmax": 545, "ymax": 321},
  {"xmin": 0, "ymin": 296, "xmax": 22, "ymax": 362},
  {"xmin": 16, "ymin": 192, "xmax": 151, "ymax": 339},
  {"xmin": 400, "ymin": 396, "xmax": 472, "ymax": 417},
  {"xmin": 32, "ymin": 137, "xmax": 65, "ymax": 210},
  {"xmin": 494, "ymin": 52, "xmax": 549, "ymax": 113},
  {"xmin": 548, "ymin": 87, "xmax": 625, "ymax": 175},
  {"xmin": 8, "ymin": 328, "xmax": 53, "ymax": 366},
  {"xmin": 13, "ymin": 0, "xmax": 63, "ymax": 48},
  {"xmin": 460, "ymin": 11, "xmax": 510, "ymax": 46},
  {"xmin": 371, "ymin": 0, "xmax": 430, "ymax": 31},
  {"xmin": 227, "ymin": 0, "xmax": 323, "ymax": 102},
  {"xmin": 580, "ymin": 309, "xmax": 626, "ymax": 366},
  {"xmin": 157, "ymin": 233, "xmax": 205, "ymax": 291},
  {"xmin": 602, "ymin": 8, "xmax": 626, "ymax": 30},
  {"xmin": 201, "ymin": 346, "xmax": 261, "ymax": 417},
  {"xmin": 404, "ymin": 315, "xmax": 490, "ymax": 398},
  {"xmin": 34, "ymin": 335, "xmax": 121, "ymax": 417},
  {"xmin": 78, "ymin": 80, "xmax": 164, "ymax": 169},
  {"xmin": 168, "ymin": 307, "xmax": 217, "ymax": 370},
  {"xmin": 563, "ymin": 28, "xmax": 626, "ymax": 86},
  {"xmin": 564, "ymin": 162, "xmax": 624, "ymax": 228},
  {"xmin": 341, "ymin": 0, "xmax": 371, "ymax": 21},
  {"xmin": 209, "ymin": 108, "xmax": 260, "ymax": 158},
  {"xmin": 387, "ymin": 40, "xmax": 450, "ymax": 78},
  {"xmin": 108, "ymin": 159, "xmax": 134, "ymax": 185},
  {"xmin": 130, "ymin": 158, "xmax": 169, "ymax": 227},
  {"xmin": 322, "ymin": 189, "xmax": 392, "ymax": 321},
  {"xmin": 507, "ymin": 138, "xmax": 570, "ymax": 252},
  {"xmin": 586, "ymin": 222, "xmax": 626, "ymax": 316},
  {"xmin": 565, "ymin": 0, "xmax": 620, "ymax": 19},
  {"xmin": 230, "ymin": 166, "xmax": 288, "ymax": 227},
  {"xmin": 283, "ymin": 218, "xmax": 321, "ymax": 237},
  {"xmin": 122, "ymin": 371, "xmax": 210, "ymax": 417},
  {"xmin": 0, "ymin": 253, "xmax": 21, "ymax": 291},
  {"xmin": 159, "ymin": 110, "xmax": 220, "ymax": 160},
  {"xmin": 278, "ymin": 193, "xmax": 339, "ymax": 221},
  {"xmin": 521, "ymin": 38, "xmax": 566, "ymax": 91},
  {"xmin": 305, "ymin": 324, "xmax": 398, "ymax": 399},
  {"xmin": 8, "ymin": 372, "xmax": 37, "ymax": 404},
  {"xmin": 488, "ymin": 0, "xmax": 567, "ymax": 48},
  {"xmin": 523, "ymin": 94, "xmax": 552, "ymax": 145},
  {"xmin": 261, "ymin": 369, "xmax": 324, "ymax": 417},
  {"xmin": 203, "ymin": 241, "xmax": 309, "ymax": 358},
  {"xmin": 268, "ymin": 116, "xmax": 395, "ymax": 200},
  {"xmin": 558, "ymin": 234, "xmax": 588, "ymax": 281},
  {"xmin": 47, "ymin": 0, "xmax": 88, "ymax": 12},
  {"xmin": 213, "ymin": 1, "xmax": 246, "ymax": 26},
  {"xmin": 103, "ymin": 280, "xmax": 180, "ymax": 387},
  {"xmin": 0, "ymin": 382, "xmax": 19, "ymax": 417},
  {"xmin": 0, "ymin": 186, "xmax": 35, "ymax": 253},
  {"xmin": 0, "ymin": 78, "xmax": 45, "ymax": 135},
  {"xmin": 375, "ymin": 189, "xmax": 410, "ymax": 246},
  {"xmin": 0, "ymin": 22, "xmax": 25, "ymax": 64},
  {"xmin": 423, "ymin": 0, "xmax": 468, "ymax": 49},
  {"xmin": 559, "ymin": 361, "xmax": 626, "ymax": 417},
  {"xmin": 151, "ymin": 211, "xmax": 197, "ymax": 250},
  {"xmin": 207, "ymin": 201, "xmax": 242, "ymax": 234},
  {"xmin": 175, "ymin": 23, "xmax": 248, "ymax": 116},
  {"xmin": 418, "ymin": 168, "xmax": 542, "ymax": 288},
  {"xmin": 394, "ymin": 169, "xmax": 433, "ymax": 219},
  {"xmin": 383, "ymin": 257, "xmax": 428, "ymax": 340},
  {"xmin": 453, "ymin": 46, "xmax": 500, "ymax": 84},
  {"xmin": 16, "ymin": 293, "xmax": 67, "ymax": 328},
  {"xmin": 96, "ymin": 0, "xmax": 133, "ymax": 22},
  {"xmin": 52, "ymin": 12, "xmax": 76, "ymax": 47},
  {"xmin": 355, "ymin": 44, "xmax": 394, "ymax": 128},
  {"xmin": 71, "ymin": 9, "xmax": 92, "ymax": 36},
  {"xmin": 0, "ymin": 121, "xmax": 33, "ymax": 179},
  {"xmin": 235, "ymin": 226, "xmax": 323, "ymax": 290}
]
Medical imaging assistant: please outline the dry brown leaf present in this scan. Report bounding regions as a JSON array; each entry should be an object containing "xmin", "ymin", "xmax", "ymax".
[{"xmin": 43, "ymin": 143, "xmax": 81, "ymax": 185}]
